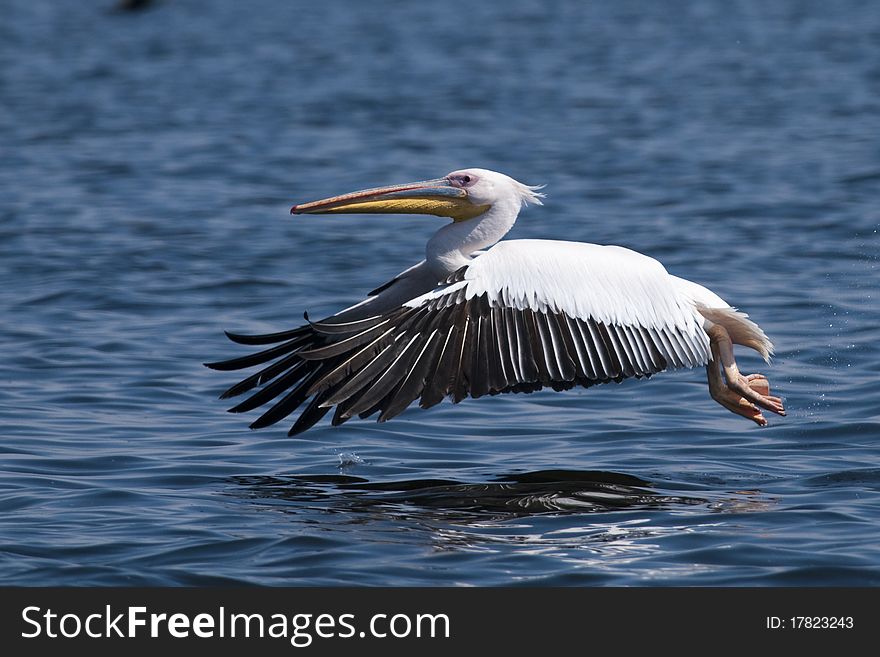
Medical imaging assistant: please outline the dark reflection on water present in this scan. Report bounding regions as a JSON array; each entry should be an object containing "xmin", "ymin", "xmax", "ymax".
[{"xmin": 233, "ymin": 469, "xmax": 707, "ymax": 515}]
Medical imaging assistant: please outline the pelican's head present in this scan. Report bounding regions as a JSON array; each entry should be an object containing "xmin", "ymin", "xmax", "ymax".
[{"xmin": 290, "ymin": 168, "xmax": 544, "ymax": 222}]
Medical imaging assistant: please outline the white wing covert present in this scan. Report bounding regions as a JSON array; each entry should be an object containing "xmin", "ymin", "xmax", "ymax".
[{"xmin": 207, "ymin": 239, "xmax": 712, "ymax": 435}]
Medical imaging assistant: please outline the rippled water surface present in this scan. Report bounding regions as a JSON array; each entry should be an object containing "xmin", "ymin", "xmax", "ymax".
[{"xmin": 2, "ymin": 0, "xmax": 879, "ymax": 586}]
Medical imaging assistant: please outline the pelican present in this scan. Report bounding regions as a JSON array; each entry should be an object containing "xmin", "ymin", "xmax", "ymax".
[{"xmin": 206, "ymin": 168, "xmax": 785, "ymax": 435}]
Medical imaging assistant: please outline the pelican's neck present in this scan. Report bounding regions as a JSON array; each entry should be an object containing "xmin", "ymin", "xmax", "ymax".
[{"xmin": 425, "ymin": 198, "xmax": 520, "ymax": 278}]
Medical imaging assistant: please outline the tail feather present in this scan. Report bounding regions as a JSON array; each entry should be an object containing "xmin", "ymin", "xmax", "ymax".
[{"xmin": 697, "ymin": 305, "xmax": 774, "ymax": 363}]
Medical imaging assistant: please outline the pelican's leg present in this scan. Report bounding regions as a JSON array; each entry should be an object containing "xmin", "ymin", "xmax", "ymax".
[
  {"xmin": 705, "ymin": 323, "xmax": 785, "ymax": 426},
  {"xmin": 706, "ymin": 349, "xmax": 767, "ymax": 425}
]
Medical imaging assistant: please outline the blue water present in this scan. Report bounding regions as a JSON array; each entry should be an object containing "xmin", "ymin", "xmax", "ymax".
[{"xmin": 1, "ymin": 0, "xmax": 879, "ymax": 586}]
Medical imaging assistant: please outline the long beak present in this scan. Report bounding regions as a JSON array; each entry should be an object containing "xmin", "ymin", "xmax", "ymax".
[{"xmin": 290, "ymin": 178, "xmax": 489, "ymax": 222}]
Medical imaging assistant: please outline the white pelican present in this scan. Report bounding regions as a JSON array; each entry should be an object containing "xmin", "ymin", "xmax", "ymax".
[{"xmin": 207, "ymin": 168, "xmax": 785, "ymax": 435}]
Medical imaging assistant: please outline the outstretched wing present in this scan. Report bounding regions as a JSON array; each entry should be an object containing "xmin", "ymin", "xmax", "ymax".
[{"xmin": 206, "ymin": 239, "xmax": 711, "ymax": 435}]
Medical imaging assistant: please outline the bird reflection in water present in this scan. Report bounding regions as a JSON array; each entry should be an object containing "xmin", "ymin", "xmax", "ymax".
[
  {"xmin": 230, "ymin": 469, "xmax": 775, "ymax": 563},
  {"xmin": 231, "ymin": 469, "xmax": 708, "ymax": 516}
]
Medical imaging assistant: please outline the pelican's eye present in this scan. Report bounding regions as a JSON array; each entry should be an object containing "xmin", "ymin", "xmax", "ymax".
[{"xmin": 448, "ymin": 173, "xmax": 478, "ymax": 188}]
